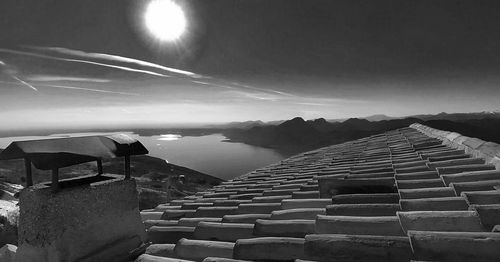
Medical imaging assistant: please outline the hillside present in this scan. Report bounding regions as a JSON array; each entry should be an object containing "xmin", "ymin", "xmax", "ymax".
[
  {"xmin": 222, "ymin": 115, "xmax": 500, "ymax": 155},
  {"xmin": 223, "ymin": 117, "xmax": 424, "ymax": 154},
  {"xmin": 0, "ymin": 152, "xmax": 223, "ymax": 210}
]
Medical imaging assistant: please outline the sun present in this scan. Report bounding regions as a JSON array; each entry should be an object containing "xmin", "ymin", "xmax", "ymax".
[{"xmin": 144, "ymin": 0, "xmax": 187, "ymax": 41}]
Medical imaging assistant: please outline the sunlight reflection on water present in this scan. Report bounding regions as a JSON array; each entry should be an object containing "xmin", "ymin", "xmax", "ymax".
[{"xmin": 157, "ymin": 134, "xmax": 182, "ymax": 141}]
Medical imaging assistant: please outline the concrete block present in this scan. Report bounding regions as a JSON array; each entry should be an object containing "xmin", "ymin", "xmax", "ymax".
[
  {"xmin": 174, "ymin": 239, "xmax": 234, "ymax": 261},
  {"xmin": 233, "ymin": 237, "xmax": 307, "ymax": 261},
  {"xmin": 254, "ymin": 219, "xmax": 315, "ymax": 238},
  {"xmin": 193, "ymin": 222, "xmax": 254, "ymax": 242},
  {"xmin": 397, "ymin": 211, "xmax": 485, "ymax": 234},
  {"xmin": 408, "ymin": 231, "xmax": 500, "ymax": 262},
  {"xmin": 315, "ymin": 215, "xmax": 405, "ymax": 236},
  {"xmin": 304, "ymin": 234, "xmax": 412, "ymax": 262},
  {"xmin": 271, "ymin": 208, "xmax": 326, "ymax": 220}
]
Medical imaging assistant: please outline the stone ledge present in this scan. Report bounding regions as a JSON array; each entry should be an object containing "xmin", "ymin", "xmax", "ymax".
[{"xmin": 410, "ymin": 123, "xmax": 500, "ymax": 170}]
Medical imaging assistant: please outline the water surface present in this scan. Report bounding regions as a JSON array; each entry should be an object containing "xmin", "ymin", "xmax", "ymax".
[{"xmin": 0, "ymin": 133, "xmax": 285, "ymax": 180}]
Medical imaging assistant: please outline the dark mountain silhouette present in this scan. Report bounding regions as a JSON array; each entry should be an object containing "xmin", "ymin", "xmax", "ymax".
[
  {"xmin": 223, "ymin": 115, "xmax": 500, "ymax": 155},
  {"xmin": 223, "ymin": 117, "xmax": 425, "ymax": 154}
]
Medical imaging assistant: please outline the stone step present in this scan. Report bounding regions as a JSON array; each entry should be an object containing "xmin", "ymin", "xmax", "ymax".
[
  {"xmin": 212, "ymin": 200, "xmax": 252, "ymax": 207},
  {"xmin": 392, "ymin": 160, "xmax": 428, "ymax": 169},
  {"xmin": 394, "ymin": 165, "xmax": 432, "ymax": 174},
  {"xmin": 469, "ymin": 204, "xmax": 500, "ymax": 230},
  {"xmin": 262, "ymin": 189, "xmax": 296, "ymax": 197},
  {"xmin": 304, "ymin": 234, "xmax": 412, "ymax": 262},
  {"xmin": 253, "ymin": 219, "xmax": 315, "ymax": 238},
  {"xmin": 420, "ymin": 149, "xmax": 466, "ymax": 160},
  {"xmin": 147, "ymin": 226, "xmax": 195, "ymax": 244},
  {"xmin": 178, "ymin": 218, "xmax": 223, "ymax": 227},
  {"xmin": 436, "ymin": 164, "xmax": 496, "ymax": 175},
  {"xmin": 154, "ymin": 205, "xmax": 183, "ymax": 212},
  {"xmin": 237, "ymin": 203, "xmax": 282, "ymax": 214},
  {"xmin": 233, "ymin": 237, "xmax": 308, "ymax": 261},
  {"xmin": 408, "ymin": 231, "xmax": 500, "ymax": 262},
  {"xmin": 344, "ymin": 171, "xmax": 395, "ymax": 179},
  {"xmin": 451, "ymin": 179, "xmax": 500, "ymax": 195},
  {"xmin": 318, "ymin": 177, "xmax": 396, "ymax": 198},
  {"xmin": 292, "ymin": 191, "xmax": 320, "ymax": 199},
  {"xmin": 427, "ymin": 154, "xmax": 471, "ymax": 162},
  {"xmin": 174, "ymin": 239, "xmax": 235, "ymax": 261},
  {"xmin": 228, "ymin": 193, "xmax": 263, "ymax": 200},
  {"xmin": 144, "ymin": 220, "xmax": 179, "ymax": 229},
  {"xmin": 331, "ymin": 193, "xmax": 399, "ymax": 204},
  {"xmin": 300, "ymin": 184, "xmax": 319, "ymax": 191},
  {"xmin": 399, "ymin": 197, "xmax": 469, "ymax": 211},
  {"xmin": 281, "ymin": 199, "xmax": 332, "ymax": 209},
  {"xmin": 251, "ymin": 195, "xmax": 292, "ymax": 203},
  {"xmin": 141, "ymin": 212, "xmax": 164, "ymax": 221},
  {"xmin": 396, "ymin": 178, "xmax": 445, "ymax": 189},
  {"xmin": 273, "ymin": 184, "xmax": 304, "ymax": 190},
  {"xmin": 181, "ymin": 203, "xmax": 214, "ymax": 210},
  {"xmin": 193, "ymin": 222, "xmax": 254, "ymax": 242},
  {"xmin": 222, "ymin": 214, "xmax": 272, "ymax": 224},
  {"xmin": 169, "ymin": 200, "xmax": 196, "ymax": 206},
  {"xmin": 202, "ymin": 258, "xmax": 254, "ymax": 262},
  {"xmin": 271, "ymin": 208, "xmax": 326, "ymax": 220},
  {"xmin": 326, "ymin": 204, "xmax": 401, "ymax": 216},
  {"xmin": 162, "ymin": 210, "xmax": 197, "ymax": 220},
  {"xmin": 145, "ymin": 244, "xmax": 176, "ymax": 258},
  {"xmin": 441, "ymin": 170, "xmax": 500, "ymax": 186},
  {"xmin": 462, "ymin": 190, "xmax": 500, "ymax": 205},
  {"xmin": 194, "ymin": 207, "xmax": 239, "ymax": 218},
  {"xmin": 399, "ymin": 187, "xmax": 456, "ymax": 199},
  {"xmin": 427, "ymin": 158, "xmax": 485, "ymax": 169},
  {"xmin": 135, "ymin": 254, "xmax": 194, "ymax": 262},
  {"xmin": 397, "ymin": 211, "xmax": 486, "ymax": 233},
  {"xmin": 314, "ymin": 215, "xmax": 405, "ymax": 236},
  {"xmin": 394, "ymin": 171, "xmax": 439, "ymax": 180}
]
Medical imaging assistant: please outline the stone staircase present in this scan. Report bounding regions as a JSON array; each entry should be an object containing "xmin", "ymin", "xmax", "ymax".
[{"xmin": 136, "ymin": 124, "xmax": 500, "ymax": 262}]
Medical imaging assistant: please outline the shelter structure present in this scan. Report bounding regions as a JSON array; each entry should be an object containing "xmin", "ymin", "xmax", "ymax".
[{"xmin": 0, "ymin": 134, "xmax": 149, "ymax": 262}]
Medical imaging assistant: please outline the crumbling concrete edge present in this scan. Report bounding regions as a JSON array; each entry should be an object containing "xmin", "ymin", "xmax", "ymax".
[{"xmin": 410, "ymin": 123, "xmax": 500, "ymax": 170}]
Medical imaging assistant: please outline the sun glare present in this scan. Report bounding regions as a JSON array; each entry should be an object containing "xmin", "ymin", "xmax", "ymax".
[{"xmin": 144, "ymin": 0, "xmax": 187, "ymax": 41}]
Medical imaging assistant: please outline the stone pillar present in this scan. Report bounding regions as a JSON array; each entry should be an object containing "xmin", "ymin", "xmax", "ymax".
[{"xmin": 14, "ymin": 175, "xmax": 146, "ymax": 262}]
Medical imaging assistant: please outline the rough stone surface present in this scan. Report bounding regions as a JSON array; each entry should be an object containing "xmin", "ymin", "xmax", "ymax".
[{"xmin": 14, "ymin": 177, "xmax": 145, "ymax": 262}]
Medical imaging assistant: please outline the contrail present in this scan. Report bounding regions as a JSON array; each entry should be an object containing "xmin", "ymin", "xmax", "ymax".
[
  {"xmin": 2, "ymin": 47, "xmax": 295, "ymax": 98},
  {"xmin": 10, "ymin": 76, "xmax": 38, "ymax": 91},
  {"xmin": 0, "ymin": 49, "xmax": 171, "ymax": 78},
  {"xmin": 27, "ymin": 46, "xmax": 200, "ymax": 77},
  {"xmin": 0, "ymin": 80, "xmax": 138, "ymax": 96},
  {"xmin": 38, "ymin": 83, "xmax": 139, "ymax": 96}
]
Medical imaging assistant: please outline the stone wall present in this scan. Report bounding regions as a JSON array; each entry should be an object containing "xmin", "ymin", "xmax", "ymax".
[
  {"xmin": 14, "ymin": 175, "xmax": 146, "ymax": 262},
  {"xmin": 410, "ymin": 123, "xmax": 500, "ymax": 170}
]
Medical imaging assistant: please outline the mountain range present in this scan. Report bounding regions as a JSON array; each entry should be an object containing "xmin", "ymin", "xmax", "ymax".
[{"xmin": 222, "ymin": 111, "xmax": 500, "ymax": 155}]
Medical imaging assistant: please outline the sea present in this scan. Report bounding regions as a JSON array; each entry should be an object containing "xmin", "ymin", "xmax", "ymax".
[{"xmin": 0, "ymin": 132, "xmax": 286, "ymax": 180}]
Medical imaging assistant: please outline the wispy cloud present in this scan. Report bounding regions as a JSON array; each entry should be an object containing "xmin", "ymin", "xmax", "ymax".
[
  {"xmin": 26, "ymin": 75, "xmax": 110, "ymax": 83},
  {"xmin": 10, "ymin": 76, "xmax": 38, "ymax": 91},
  {"xmin": 1, "ymin": 46, "xmax": 295, "ymax": 99},
  {"xmin": 27, "ymin": 46, "xmax": 200, "ymax": 78},
  {"xmin": 0, "ymin": 48, "xmax": 171, "ymax": 78},
  {"xmin": 0, "ymin": 80, "xmax": 138, "ymax": 96}
]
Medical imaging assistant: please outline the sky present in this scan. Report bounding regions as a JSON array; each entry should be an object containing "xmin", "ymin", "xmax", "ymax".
[{"xmin": 1, "ymin": 0, "xmax": 500, "ymax": 131}]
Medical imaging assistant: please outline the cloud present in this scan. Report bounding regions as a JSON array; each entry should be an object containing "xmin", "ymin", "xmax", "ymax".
[
  {"xmin": 1, "ymin": 80, "xmax": 138, "ymax": 96},
  {"xmin": 26, "ymin": 75, "xmax": 110, "ymax": 83},
  {"xmin": 27, "ymin": 46, "xmax": 201, "ymax": 78},
  {"xmin": 10, "ymin": 76, "xmax": 38, "ymax": 91},
  {"xmin": 0, "ymin": 48, "xmax": 171, "ymax": 78},
  {"xmin": 1, "ymin": 46, "xmax": 295, "ymax": 99}
]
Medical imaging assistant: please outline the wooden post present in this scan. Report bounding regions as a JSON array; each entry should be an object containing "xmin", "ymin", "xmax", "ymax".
[
  {"xmin": 97, "ymin": 159, "xmax": 103, "ymax": 175},
  {"xmin": 51, "ymin": 168, "xmax": 59, "ymax": 192},
  {"xmin": 124, "ymin": 155, "xmax": 130, "ymax": 179},
  {"xmin": 24, "ymin": 158, "xmax": 33, "ymax": 187}
]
